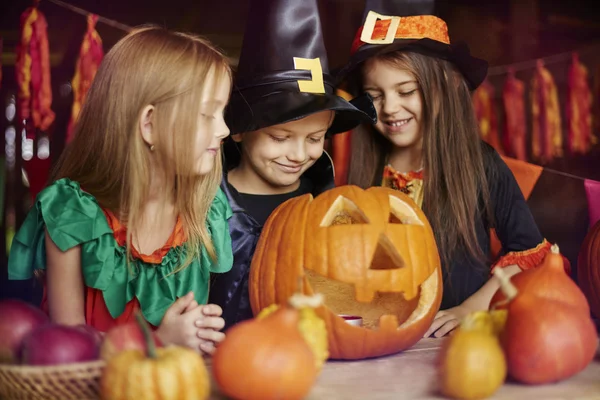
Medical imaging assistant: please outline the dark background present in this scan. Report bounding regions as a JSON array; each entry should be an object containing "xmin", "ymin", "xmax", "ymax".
[{"xmin": 1, "ymin": 0, "xmax": 600, "ymax": 301}]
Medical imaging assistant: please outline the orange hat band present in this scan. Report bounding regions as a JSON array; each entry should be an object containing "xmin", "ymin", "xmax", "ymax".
[{"xmin": 351, "ymin": 13, "xmax": 450, "ymax": 55}]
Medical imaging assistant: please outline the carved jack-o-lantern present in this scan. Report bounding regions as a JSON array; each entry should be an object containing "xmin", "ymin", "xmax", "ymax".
[{"xmin": 249, "ymin": 185, "xmax": 443, "ymax": 360}]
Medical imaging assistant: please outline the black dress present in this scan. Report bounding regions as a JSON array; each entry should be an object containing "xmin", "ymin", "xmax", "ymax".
[{"xmin": 383, "ymin": 142, "xmax": 547, "ymax": 309}]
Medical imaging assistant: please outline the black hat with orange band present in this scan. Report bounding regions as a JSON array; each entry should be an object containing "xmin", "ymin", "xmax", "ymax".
[{"xmin": 337, "ymin": 0, "xmax": 488, "ymax": 90}]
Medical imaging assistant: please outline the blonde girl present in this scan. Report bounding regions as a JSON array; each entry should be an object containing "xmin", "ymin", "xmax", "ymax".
[{"xmin": 9, "ymin": 26, "xmax": 233, "ymax": 355}]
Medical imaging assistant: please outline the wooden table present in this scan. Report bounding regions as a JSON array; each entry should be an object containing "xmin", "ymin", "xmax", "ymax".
[{"xmin": 207, "ymin": 338, "xmax": 600, "ymax": 399}]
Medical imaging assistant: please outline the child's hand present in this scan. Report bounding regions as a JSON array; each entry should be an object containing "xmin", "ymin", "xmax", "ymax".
[
  {"xmin": 194, "ymin": 304, "xmax": 226, "ymax": 356},
  {"xmin": 156, "ymin": 292, "xmax": 207, "ymax": 350},
  {"xmin": 423, "ymin": 305, "xmax": 473, "ymax": 338}
]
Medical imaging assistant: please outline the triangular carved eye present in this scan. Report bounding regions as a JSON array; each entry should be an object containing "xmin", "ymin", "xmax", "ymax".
[
  {"xmin": 389, "ymin": 212, "xmax": 403, "ymax": 224},
  {"xmin": 370, "ymin": 234, "xmax": 404, "ymax": 270},
  {"xmin": 388, "ymin": 195, "xmax": 423, "ymax": 225},
  {"xmin": 320, "ymin": 196, "xmax": 370, "ymax": 226}
]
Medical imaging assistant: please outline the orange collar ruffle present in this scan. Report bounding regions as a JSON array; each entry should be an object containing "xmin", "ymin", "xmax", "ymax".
[
  {"xmin": 382, "ymin": 165, "xmax": 425, "ymax": 207},
  {"xmin": 102, "ymin": 209, "xmax": 186, "ymax": 264},
  {"xmin": 383, "ymin": 165, "xmax": 424, "ymax": 192}
]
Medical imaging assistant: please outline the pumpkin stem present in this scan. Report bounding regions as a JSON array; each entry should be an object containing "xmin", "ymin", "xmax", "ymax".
[
  {"xmin": 493, "ymin": 268, "xmax": 518, "ymax": 302},
  {"xmin": 550, "ymin": 244, "xmax": 560, "ymax": 254},
  {"xmin": 460, "ymin": 311, "xmax": 494, "ymax": 333},
  {"xmin": 135, "ymin": 312, "xmax": 157, "ymax": 359}
]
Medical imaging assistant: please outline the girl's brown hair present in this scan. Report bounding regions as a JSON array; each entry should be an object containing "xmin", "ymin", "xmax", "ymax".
[
  {"xmin": 347, "ymin": 51, "xmax": 494, "ymax": 266},
  {"xmin": 52, "ymin": 26, "xmax": 231, "ymax": 271}
]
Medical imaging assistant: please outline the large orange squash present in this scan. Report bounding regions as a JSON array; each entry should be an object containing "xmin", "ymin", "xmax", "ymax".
[
  {"xmin": 578, "ymin": 220, "xmax": 600, "ymax": 319},
  {"xmin": 249, "ymin": 185, "xmax": 443, "ymax": 360}
]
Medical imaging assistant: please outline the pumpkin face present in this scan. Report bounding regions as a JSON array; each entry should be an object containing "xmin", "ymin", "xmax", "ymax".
[{"xmin": 250, "ymin": 185, "xmax": 443, "ymax": 359}]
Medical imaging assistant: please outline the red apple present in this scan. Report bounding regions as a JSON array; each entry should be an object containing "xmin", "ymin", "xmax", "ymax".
[
  {"xmin": 21, "ymin": 325, "xmax": 99, "ymax": 365},
  {"xmin": 100, "ymin": 320, "xmax": 162, "ymax": 360},
  {"xmin": 74, "ymin": 324, "xmax": 104, "ymax": 348},
  {"xmin": 0, "ymin": 299, "xmax": 49, "ymax": 364}
]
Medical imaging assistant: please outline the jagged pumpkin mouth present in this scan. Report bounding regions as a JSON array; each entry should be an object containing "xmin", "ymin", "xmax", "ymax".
[
  {"xmin": 304, "ymin": 269, "xmax": 438, "ymax": 329},
  {"xmin": 305, "ymin": 194, "xmax": 439, "ymax": 329}
]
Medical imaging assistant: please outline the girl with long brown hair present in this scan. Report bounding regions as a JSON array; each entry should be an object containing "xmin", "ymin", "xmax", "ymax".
[
  {"xmin": 8, "ymin": 26, "xmax": 233, "ymax": 355},
  {"xmin": 339, "ymin": 1, "xmax": 551, "ymax": 338}
]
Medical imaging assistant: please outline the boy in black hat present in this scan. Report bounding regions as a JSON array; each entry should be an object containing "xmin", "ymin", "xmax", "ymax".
[{"xmin": 209, "ymin": 0, "xmax": 376, "ymax": 330}]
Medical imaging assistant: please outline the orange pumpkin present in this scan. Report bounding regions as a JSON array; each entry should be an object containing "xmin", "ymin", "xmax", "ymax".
[
  {"xmin": 490, "ymin": 245, "xmax": 590, "ymax": 312},
  {"xmin": 493, "ymin": 249, "xmax": 597, "ymax": 384},
  {"xmin": 213, "ymin": 293, "xmax": 323, "ymax": 400},
  {"xmin": 249, "ymin": 185, "xmax": 443, "ymax": 359},
  {"xmin": 578, "ymin": 220, "xmax": 600, "ymax": 319}
]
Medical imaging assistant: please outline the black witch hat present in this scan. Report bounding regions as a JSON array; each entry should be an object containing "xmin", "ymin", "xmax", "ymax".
[
  {"xmin": 225, "ymin": 0, "xmax": 377, "ymax": 135},
  {"xmin": 337, "ymin": 0, "xmax": 488, "ymax": 90}
]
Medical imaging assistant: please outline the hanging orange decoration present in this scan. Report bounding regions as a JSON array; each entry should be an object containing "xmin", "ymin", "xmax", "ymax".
[
  {"xmin": 567, "ymin": 52, "xmax": 595, "ymax": 155},
  {"xmin": 530, "ymin": 60, "xmax": 563, "ymax": 164},
  {"xmin": 473, "ymin": 79, "xmax": 503, "ymax": 154},
  {"xmin": 502, "ymin": 69, "xmax": 527, "ymax": 161},
  {"xmin": 16, "ymin": 5, "xmax": 55, "ymax": 132},
  {"xmin": 67, "ymin": 14, "xmax": 104, "ymax": 143}
]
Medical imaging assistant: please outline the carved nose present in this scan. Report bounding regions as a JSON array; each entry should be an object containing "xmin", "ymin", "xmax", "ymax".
[{"xmin": 369, "ymin": 234, "xmax": 404, "ymax": 270}]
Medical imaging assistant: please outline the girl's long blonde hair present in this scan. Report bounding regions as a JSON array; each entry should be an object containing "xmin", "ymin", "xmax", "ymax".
[{"xmin": 52, "ymin": 26, "xmax": 231, "ymax": 270}]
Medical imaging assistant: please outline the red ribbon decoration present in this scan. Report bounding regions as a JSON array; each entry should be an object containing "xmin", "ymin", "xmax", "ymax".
[
  {"xmin": 530, "ymin": 60, "xmax": 563, "ymax": 164},
  {"xmin": 502, "ymin": 69, "xmax": 527, "ymax": 161},
  {"xmin": 67, "ymin": 14, "xmax": 104, "ymax": 143},
  {"xmin": 567, "ymin": 52, "xmax": 596, "ymax": 155}
]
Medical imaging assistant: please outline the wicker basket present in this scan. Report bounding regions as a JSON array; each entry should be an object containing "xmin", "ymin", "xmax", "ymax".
[{"xmin": 0, "ymin": 360, "xmax": 105, "ymax": 400}]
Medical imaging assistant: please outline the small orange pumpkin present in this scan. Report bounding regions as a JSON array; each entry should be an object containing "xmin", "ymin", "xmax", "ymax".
[
  {"xmin": 250, "ymin": 185, "xmax": 443, "ymax": 359},
  {"xmin": 212, "ymin": 293, "xmax": 322, "ymax": 400}
]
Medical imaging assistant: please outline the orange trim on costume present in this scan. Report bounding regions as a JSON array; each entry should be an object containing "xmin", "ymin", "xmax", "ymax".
[
  {"xmin": 351, "ymin": 15, "xmax": 450, "ymax": 55},
  {"xmin": 383, "ymin": 165, "xmax": 423, "ymax": 191},
  {"xmin": 490, "ymin": 239, "xmax": 570, "ymax": 275},
  {"xmin": 102, "ymin": 209, "xmax": 186, "ymax": 264}
]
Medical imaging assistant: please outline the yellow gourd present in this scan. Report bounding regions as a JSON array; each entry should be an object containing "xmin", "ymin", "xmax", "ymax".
[
  {"xmin": 100, "ymin": 314, "xmax": 210, "ymax": 400},
  {"xmin": 438, "ymin": 311, "xmax": 507, "ymax": 400}
]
